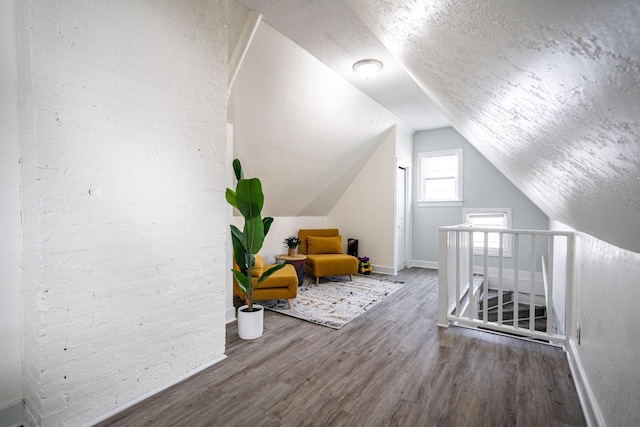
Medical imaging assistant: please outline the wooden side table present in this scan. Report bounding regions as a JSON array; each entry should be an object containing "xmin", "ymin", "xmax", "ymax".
[{"xmin": 274, "ymin": 254, "xmax": 307, "ymax": 286}]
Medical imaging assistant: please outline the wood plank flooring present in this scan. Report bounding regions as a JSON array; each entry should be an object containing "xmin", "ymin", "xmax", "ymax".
[{"xmin": 96, "ymin": 268, "xmax": 586, "ymax": 426}]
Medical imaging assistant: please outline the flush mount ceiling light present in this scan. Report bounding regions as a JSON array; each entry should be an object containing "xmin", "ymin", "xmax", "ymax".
[{"xmin": 353, "ymin": 59, "xmax": 383, "ymax": 79}]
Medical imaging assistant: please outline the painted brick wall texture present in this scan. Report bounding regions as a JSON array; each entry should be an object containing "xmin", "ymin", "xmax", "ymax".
[
  {"xmin": 16, "ymin": 1, "xmax": 229, "ymax": 425},
  {"xmin": 0, "ymin": 0, "xmax": 23, "ymax": 410}
]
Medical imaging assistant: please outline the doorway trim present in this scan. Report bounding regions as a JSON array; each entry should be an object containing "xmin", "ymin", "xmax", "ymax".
[{"xmin": 396, "ymin": 158, "xmax": 411, "ymax": 274}]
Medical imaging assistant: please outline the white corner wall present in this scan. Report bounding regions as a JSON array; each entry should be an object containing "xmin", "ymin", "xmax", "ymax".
[
  {"xmin": 395, "ymin": 125, "xmax": 413, "ymax": 165},
  {"xmin": 552, "ymin": 221, "xmax": 640, "ymax": 427},
  {"xmin": 0, "ymin": 0, "xmax": 23, "ymax": 418},
  {"xmin": 14, "ymin": 1, "xmax": 229, "ymax": 425},
  {"xmin": 228, "ymin": 20, "xmax": 400, "ymax": 218},
  {"xmin": 328, "ymin": 127, "xmax": 397, "ymax": 274}
]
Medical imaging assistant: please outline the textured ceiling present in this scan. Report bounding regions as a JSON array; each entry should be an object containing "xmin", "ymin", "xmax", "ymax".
[
  {"xmin": 345, "ymin": 0, "xmax": 640, "ymax": 253},
  {"xmin": 237, "ymin": 0, "xmax": 449, "ymax": 131},
  {"xmin": 229, "ymin": 0, "xmax": 640, "ymax": 253}
]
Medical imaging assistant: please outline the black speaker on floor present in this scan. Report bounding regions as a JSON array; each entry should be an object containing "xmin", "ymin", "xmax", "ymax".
[{"xmin": 348, "ymin": 238, "xmax": 358, "ymax": 258}]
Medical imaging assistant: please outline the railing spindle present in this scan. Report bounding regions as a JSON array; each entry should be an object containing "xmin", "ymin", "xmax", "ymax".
[
  {"xmin": 455, "ymin": 231, "xmax": 461, "ymax": 317},
  {"xmin": 483, "ymin": 231, "xmax": 489, "ymax": 323},
  {"xmin": 547, "ymin": 235, "xmax": 554, "ymax": 334},
  {"xmin": 513, "ymin": 234, "xmax": 519, "ymax": 329},
  {"xmin": 469, "ymin": 230, "xmax": 475, "ymax": 320},
  {"xmin": 530, "ymin": 235, "xmax": 536, "ymax": 332},
  {"xmin": 498, "ymin": 232, "xmax": 504, "ymax": 325}
]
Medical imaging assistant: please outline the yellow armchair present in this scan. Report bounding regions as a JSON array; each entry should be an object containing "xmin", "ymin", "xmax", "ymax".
[
  {"xmin": 298, "ymin": 229, "xmax": 358, "ymax": 284},
  {"xmin": 233, "ymin": 254, "xmax": 298, "ymax": 309}
]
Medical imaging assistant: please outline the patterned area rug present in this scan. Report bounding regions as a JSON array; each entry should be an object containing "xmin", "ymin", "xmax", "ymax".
[{"xmin": 261, "ymin": 275, "xmax": 406, "ymax": 329}]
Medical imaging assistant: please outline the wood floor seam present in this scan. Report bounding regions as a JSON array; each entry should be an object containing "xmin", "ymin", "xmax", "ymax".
[{"xmin": 96, "ymin": 268, "xmax": 586, "ymax": 427}]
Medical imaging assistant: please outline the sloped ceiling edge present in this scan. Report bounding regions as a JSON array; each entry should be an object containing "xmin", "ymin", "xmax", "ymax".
[{"xmin": 348, "ymin": 0, "xmax": 640, "ymax": 253}]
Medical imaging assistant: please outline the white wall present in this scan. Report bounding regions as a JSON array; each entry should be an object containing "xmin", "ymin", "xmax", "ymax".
[
  {"xmin": 228, "ymin": 20, "xmax": 400, "ymax": 218},
  {"xmin": 0, "ymin": 0, "xmax": 23, "ymax": 419},
  {"xmin": 328, "ymin": 127, "xmax": 397, "ymax": 274},
  {"xmin": 551, "ymin": 221, "xmax": 640, "ymax": 427},
  {"xmin": 14, "ymin": 1, "xmax": 229, "ymax": 425},
  {"xmin": 412, "ymin": 127, "xmax": 549, "ymax": 273},
  {"xmin": 395, "ymin": 125, "xmax": 413, "ymax": 164},
  {"xmin": 395, "ymin": 126, "xmax": 414, "ymax": 270}
]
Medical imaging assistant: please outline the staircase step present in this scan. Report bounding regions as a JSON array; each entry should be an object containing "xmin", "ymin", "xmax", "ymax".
[
  {"xmin": 480, "ymin": 302, "xmax": 546, "ymax": 322},
  {"xmin": 478, "ymin": 290, "xmax": 513, "ymax": 311},
  {"xmin": 479, "ymin": 291, "xmax": 546, "ymax": 311}
]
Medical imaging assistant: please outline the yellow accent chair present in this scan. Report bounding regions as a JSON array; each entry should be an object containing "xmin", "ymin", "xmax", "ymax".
[
  {"xmin": 233, "ymin": 254, "xmax": 298, "ymax": 309},
  {"xmin": 298, "ymin": 229, "xmax": 358, "ymax": 284}
]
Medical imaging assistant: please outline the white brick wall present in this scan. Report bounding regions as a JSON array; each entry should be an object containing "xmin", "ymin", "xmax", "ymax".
[
  {"xmin": 16, "ymin": 1, "xmax": 229, "ymax": 425},
  {"xmin": 0, "ymin": 0, "xmax": 23, "ymax": 415}
]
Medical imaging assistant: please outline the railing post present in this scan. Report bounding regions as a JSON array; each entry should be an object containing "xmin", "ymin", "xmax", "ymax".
[
  {"xmin": 547, "ymin": 236, "xmax": 554, "ymax": 334},
  {"xmin": 530, "ymin": 235, "xmax": 536, "ymax": 331},
  {"xmin": 468, "ymin": 230, "xmax": 475, "ymax": 320},
  {"xmin": 482, "ymin": 232, "xmax": 488, "ymax": 323},
  {"xmin": 513, "ymin": 233, "xmax": 519, "ymax": 329},
  {"xmin": 564, "ymin": 233, "xmax": 575, "ymax": 343},
  {"xmin": 438, "ymin": 228, "xmax": 450, "ymax": 327},
  {"xmin": 498, "ymin": 232, "xmax": 504, "ymax": 325}
]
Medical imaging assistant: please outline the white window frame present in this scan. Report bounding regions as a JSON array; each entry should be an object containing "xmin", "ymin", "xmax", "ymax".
[
  {"xmin": 463, "ymin": 208, "xmax": 512, "ymax": 257},
  {"xmin": 417, "ymin": 148, "xmax": 463, "ymax": 207}
]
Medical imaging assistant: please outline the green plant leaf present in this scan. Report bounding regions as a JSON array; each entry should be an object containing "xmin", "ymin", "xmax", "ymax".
[
  {"xmin": 257, "ymin": 263, "xmax": 286, "ymax": 286},
  {"xmin": 232, "ymin": 159, "xmax": 243, "ymax": 181},
  {"xmin": 236, "ymin": 178, "xmax": 264, "ymax": 219},
  {"xmin": 230, "ymin": 225, "xmax": 247, "ymax": 271},
  {"xmin": 263, "ymin": 217, "xmax": 274, "ymax": 237},
  {"xmin": 232, "ymin": 269, "xmax": 251, "ymax": 295},
  {"xmin": 225, "ymin": 188, "xmax": 237, "ymax": 209},
  {"xmin": 243, "ymin": 216, "xmax": 265, "ymax": 254}
]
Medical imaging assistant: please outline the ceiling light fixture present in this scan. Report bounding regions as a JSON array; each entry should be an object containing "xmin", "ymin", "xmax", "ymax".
[{"xmin": 353, "ymin": 59, "xmax": 383, "ymax": 79}]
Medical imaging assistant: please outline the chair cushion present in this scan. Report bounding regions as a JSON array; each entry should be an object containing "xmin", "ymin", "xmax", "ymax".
[
  {"xmin": 307, "ymin": 235, "xmax": 343, "ymax": 254},
  {"xmin": 305, "ymin": 254, "xmax": 358, "ymax": 277},
  {"xmin": 299, "ymin": 229, "xmax": 339, "ymax": 254},
  {"xmin": 256, "ymin": 264, "xmax": 298, "ymax": 289}
]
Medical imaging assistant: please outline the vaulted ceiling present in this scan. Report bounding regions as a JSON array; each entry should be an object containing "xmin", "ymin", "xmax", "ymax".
[
  {"xmin": 232, "ymin": 0, "xmax": 640, "ymax": 253},
  {"xmin": 227, "ymin": 17, "xmax": 401, "ymax": 217}
]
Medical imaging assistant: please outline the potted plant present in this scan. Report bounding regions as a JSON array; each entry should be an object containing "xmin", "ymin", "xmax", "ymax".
[
  {"xmin": 283, "ymin": 236, "xmax": 301, "ymax": 256},
  {"xmin": 226, "ymin": 159, "xmax": 285, "ymax": 339}
]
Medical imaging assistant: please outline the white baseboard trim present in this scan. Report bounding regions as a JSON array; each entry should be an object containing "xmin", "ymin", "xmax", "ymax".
[
  {"xmin": 408, "ymin": 260, "xmax": 438, "ymax": 269},
  {"xmin": 566, "ymin": 339, "xmax": 604, "ymax": 427},
  {"xmin": 371, "ymin": 264, "xmax": 395, "ymax": 275},
  {"xmin": 85, "ymin": 354, "xmax": 227, "ymax": 427},
  {"xmin": 225, "ymin": 306, "xmax": 237, "ymax": 324},
  {"xmin": 0, "ymin": 399, "xmax": 23, "ymax": 427}
]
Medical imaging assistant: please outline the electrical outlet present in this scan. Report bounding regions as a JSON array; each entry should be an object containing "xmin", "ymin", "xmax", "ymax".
[{"xmin": 576, "ymin": 323, "xmax": 581, "ymax": 345}]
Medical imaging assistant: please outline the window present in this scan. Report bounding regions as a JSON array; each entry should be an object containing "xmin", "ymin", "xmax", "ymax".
[
  {"xmin": 418, "ymin": 149, "xmax": 462, "ymax": 206},
  {"xmin": 463, "ymin": 208, "xmax": 512, "ymax": 257}
]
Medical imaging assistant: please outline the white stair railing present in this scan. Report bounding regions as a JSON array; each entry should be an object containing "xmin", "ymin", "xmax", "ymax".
[{"xmin": 438, "ymin": 224, "xmax": 574, "ymax": 345}]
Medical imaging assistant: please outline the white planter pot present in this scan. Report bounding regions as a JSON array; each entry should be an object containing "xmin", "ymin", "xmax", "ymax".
[{"xmin": 237, "ymin": 304, "xmax": 264, "ymax": 339}]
